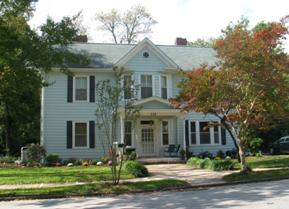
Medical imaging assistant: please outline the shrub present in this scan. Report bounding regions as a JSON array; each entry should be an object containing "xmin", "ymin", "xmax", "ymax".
[
  {"xmin": 62, "ymin": 158, "xmax": 82, "ymax": 166},
  {"xmin": 91, "ymin": 160, "xmax": 98, "ymax": 165},
  {"xmin": 82, "ymin": 161, "xmax": 90, "ymax": 166},
  {"xmin": 45, "ymin": 154, "xmax": 60, "ymax": 166},
  {"xmin": 226, "ymin": 149, "xmax": 238, "ymax": 159},
  {"xmin": 249, "ymin": 138, "xmax": 263, "ymax": 155},
  {"xmin": 124, "ymin": 151, "xmax": 137, "ymax": 161},
  {"xmin": 124, "ymin": 160, "xmax": 149, "ymax": 177},
  {"xmin": 197, "ymin": 151, "xmax": 213, "ymax": 159},
  {"xmin": 185, "ymin": 148, "xmax": 193, "ymax": 159},
  {"xmin": 208, "ymin": 159, "xmax": 235, "ymax": 171},
  {"xmin": 187, "ymin": 157, "xmax": 211, "ymax": 169},
  {"xmin": 187, "ymin": 157, "xmax": 235, "ymax": 171},
  {"xmin": 0, "ymin": 156, "xmax": 17, "ymax": 164},
  {"xmin": 26, "ymin": 144, "xmax": 46, "ymax": 166},
  {"xmin": 216, "ymin": 150, "xmax": 225, "ymax": 159},
  {"xmin": 255, "ymin": 151, "xmax": 263, "ymax": 157},
  {"xmin": 101, "ymin": 156, "xmax": 109, "ymax": 164}
]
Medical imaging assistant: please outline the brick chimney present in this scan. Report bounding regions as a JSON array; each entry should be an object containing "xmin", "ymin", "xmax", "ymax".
[
  {"xmin": 74, "ymin": 35, "xmax": 88, "ymax": 43},
  {"xmin": 175, "ymin": 37, "xmax": 187, "ymax": 46}
]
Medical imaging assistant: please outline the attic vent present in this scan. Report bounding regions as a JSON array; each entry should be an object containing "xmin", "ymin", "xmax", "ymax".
[{"xmin": 143, "ymin": 52, "xmax": 149, "ymax": 58}]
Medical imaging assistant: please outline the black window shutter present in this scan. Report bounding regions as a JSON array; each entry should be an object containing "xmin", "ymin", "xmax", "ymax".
[
  {"xmin": 67, "ymin": 121, "xmax": 73, "ymax": 149},
  {"xmin": 89, "ymin": 76, "xmax": 95, "ymax": 103},
  {"xmin": 67, "ymin": 75, "xmax": 73, "ymax": 103},
  {"xmin": 89, "ymin": 121, "xmax": 95, "ymax": 148},
  {"xmin": 221, "ymin": 128, "xmax": 227, "ymax": 145},
  {"xmin": 185, "ymin": 120, "xmax": 189, "ymax": 146}
]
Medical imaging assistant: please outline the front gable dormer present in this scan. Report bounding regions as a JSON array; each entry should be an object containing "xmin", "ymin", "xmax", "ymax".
[{"xmin": 116, "ymin": 38, "xmax": 180, "ymax": 71}]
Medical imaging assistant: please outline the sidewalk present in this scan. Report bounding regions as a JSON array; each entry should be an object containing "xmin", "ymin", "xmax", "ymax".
[{"xmin": 0, "ymin": 164, "xmax": 235, "ymax": 190}]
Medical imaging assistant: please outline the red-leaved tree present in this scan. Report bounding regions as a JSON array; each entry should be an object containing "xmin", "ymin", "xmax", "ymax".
[{"xmin": 171, "ymin": 17, "xmax": 289, "ymax": 173}]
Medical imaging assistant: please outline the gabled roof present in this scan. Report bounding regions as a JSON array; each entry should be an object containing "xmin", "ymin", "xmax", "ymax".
[
  {"xmin": 67, "ymin": 38, "xmax": 218, "ymax": 70},
  {"xmin": 116, "ymin": 38, "xmax": 179, "ymax": 69}
]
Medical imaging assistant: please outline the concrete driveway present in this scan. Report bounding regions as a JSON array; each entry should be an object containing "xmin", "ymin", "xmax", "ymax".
[
  {"xmin": 132, "ymin": 163, "xmax": 234, "ymax": 186},
  {"xmin": 2, "ymin": 179, "xmax": 289, "ymax": 208}
]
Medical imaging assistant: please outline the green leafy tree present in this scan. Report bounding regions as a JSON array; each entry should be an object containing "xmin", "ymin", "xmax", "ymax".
[
  {"xmin": 171, "ymin": 17, "xmax": 289, "ymax": 173},
  {"xmin": 0, "ymin": 0, "xmax": 88, "ymax": 155},
  {"xmin": 188, "ymin": 38, "xmax": 216, "ymax": 47},
  {"xmin": 95, "ymin": 67, "xmax": 141, "ymax": 184}
]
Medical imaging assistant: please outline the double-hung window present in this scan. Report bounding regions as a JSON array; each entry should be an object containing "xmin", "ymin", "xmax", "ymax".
[
  {"xmin": 162, "ymin": 121, "xmax": 169, "ymax": 146},
  {"xmin": 141, "ymin": 75, "xmax": 152, "ymax": 98},
  {"xmin": 124, "ymin": 121, "xmax": 132, "ymax": 146},
  {"xmin": 199, "ymin": 122, "xmax": 211, "ymax": 144},
  {"xmin": 161, "ymin": 76, "xmax": 168, "ymax": 99},
  {"xmin": 75, "ymin": 76, "xmax": 88, "ymax": 101},
  {"xmin": 74, "ymin": 122, "xmax": 88, "ymax": 148}
]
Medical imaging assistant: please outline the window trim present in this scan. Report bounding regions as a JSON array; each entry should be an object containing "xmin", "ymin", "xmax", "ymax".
[
  {"xmin": 73, "ymin": 121, "xmax": 89, "ymax": 148},
  {"xmin": 73, "ymin": 75, "xmax": 89, "ymax": 102},
  {"xmin": 161, "ymin": 120, "xmax": 170, "ymax": 146},
  {"xmin": 160, "ymin": 75, "xmax": 168, "ymax": 99},
  {"xmin": 189, "ymin": 120, "xmax": 222, "ymax": 146},
  {"xmin": 140, "ymin": 74, "xmax": 154, "ymax": 99}
]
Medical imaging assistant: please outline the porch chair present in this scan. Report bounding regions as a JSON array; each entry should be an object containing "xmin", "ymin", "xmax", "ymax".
[{"xmin": 164, "ymin": 144, "xmax": 181, "ymax": 157}]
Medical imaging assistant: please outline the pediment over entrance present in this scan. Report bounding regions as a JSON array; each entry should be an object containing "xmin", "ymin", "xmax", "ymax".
[{"xmin": 133, "ymin": 97, "xmax": 173, "ymax": 110}]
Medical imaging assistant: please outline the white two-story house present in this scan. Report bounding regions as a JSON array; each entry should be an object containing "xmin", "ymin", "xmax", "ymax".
[{"xmin": 41, "ymin": 38, "xmax": 235, "ymax": 159}]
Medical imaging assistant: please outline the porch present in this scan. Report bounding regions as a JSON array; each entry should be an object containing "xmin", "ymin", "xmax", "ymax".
[{"xmin": 119, "ymin": 97, "xmax": 185, "ymax": 158}]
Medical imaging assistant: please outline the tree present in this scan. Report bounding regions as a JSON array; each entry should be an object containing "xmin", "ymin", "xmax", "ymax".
[
  {"xmin": 188, "ymin": 38, "xmax": 216, "ymax": 47},
  {"xmin": 171, "ymin": 17, "xmax": 289, "ymax": 173},
  {"xmin": 0, "ymin": 0, "xmax": 88, "ymax": 155},
  {"xmin": 95, "ymin": 67, "xmax": 141, "ymax": 184},
  {"xmin": 95, "ymin": 5, "xmax": 157, "ymax": 44}
]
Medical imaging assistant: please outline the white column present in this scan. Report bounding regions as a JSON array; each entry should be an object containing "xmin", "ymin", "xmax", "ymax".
[
  {"xmin": 183, "ymin": 119, "xmax": 186, "ymax": 150},
  {"xmin": 120, "ymin": 115, "xmax": 124, "ymax": 143}
]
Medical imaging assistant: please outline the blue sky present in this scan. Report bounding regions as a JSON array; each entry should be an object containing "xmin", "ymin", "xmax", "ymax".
[{"xmin": 29, "ymin": 0, "xmax": 289, "ymax": 48}]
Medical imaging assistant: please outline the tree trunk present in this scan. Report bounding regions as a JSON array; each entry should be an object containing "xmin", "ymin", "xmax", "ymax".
[
  {"xmin": 238, "ymin": 143, "xmax": 250, "ymax": 173},
  {"xmin": 224, "ymin": 124, "xmax": 241, "ymax": 162},
  {"xmin": 4, "ymin": 103, "xmax": 12, "ymax": 156}
]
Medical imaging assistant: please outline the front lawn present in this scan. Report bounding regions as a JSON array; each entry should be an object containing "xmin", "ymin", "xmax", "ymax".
[
  {"xmin": 0, "ymin": 166, "xmax": 133, "ymax": 185},
  {"xmin": 224, "ymin": 168, "xmax": 289, "ymax": 182},
  {"xmin": 0, "ymin": 179, "xmax": 189, "ymax": 199},
  {"xmin": 235, "ymin": 155, "xmax": 289, "ymax": 169},
  {"xmin": 224, "ymin": 155, "xmax": 289, "ymax": 183}
]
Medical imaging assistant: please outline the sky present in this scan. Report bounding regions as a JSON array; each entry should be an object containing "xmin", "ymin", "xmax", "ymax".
[{"xmin": 29, "ymin": 0, "xmax": 289, "ymax": 46}]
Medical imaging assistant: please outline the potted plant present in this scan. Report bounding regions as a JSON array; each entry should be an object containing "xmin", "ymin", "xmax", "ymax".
[{"xmin": 179, "ymin": 148, "xmax": 186, "ymax": 160}]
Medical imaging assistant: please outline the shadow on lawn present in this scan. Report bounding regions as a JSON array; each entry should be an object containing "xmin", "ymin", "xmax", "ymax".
[{"xmin": 15, "ymin": 179, "xmax": 289, "ymax": 209}]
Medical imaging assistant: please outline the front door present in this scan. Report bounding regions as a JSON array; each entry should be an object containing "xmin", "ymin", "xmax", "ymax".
[{"xmin": 141, "ymin": 126, "xmax": 155, "ymax": 156}]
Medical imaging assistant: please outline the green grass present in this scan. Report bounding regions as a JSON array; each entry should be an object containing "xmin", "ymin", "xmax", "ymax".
[
  {"xmin": 234, "ymin": 155, "xmax": 289, "ymax": 169},
  {"xmin": 245, "ymin": 155, "xmax": 289, "ymax": 168},
  {"xmin": 224, "ymin": 155, "xmax": 289, "ymax": 183},
  {"xmin": 0, "ymin": 166, "xmax": 133, "ymax": 185},
  {"xmin": 223, "ymin": 168, "xmax": 289, "ymax": 182},
  {"xmin": 0, "ymin": 179, "xmax": 189, "ymax": 199}
]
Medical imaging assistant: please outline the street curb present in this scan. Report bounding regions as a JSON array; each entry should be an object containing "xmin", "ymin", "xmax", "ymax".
[{"xmin": 1, "ymin": 176, "xmax": 289, "ymax": 202}]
